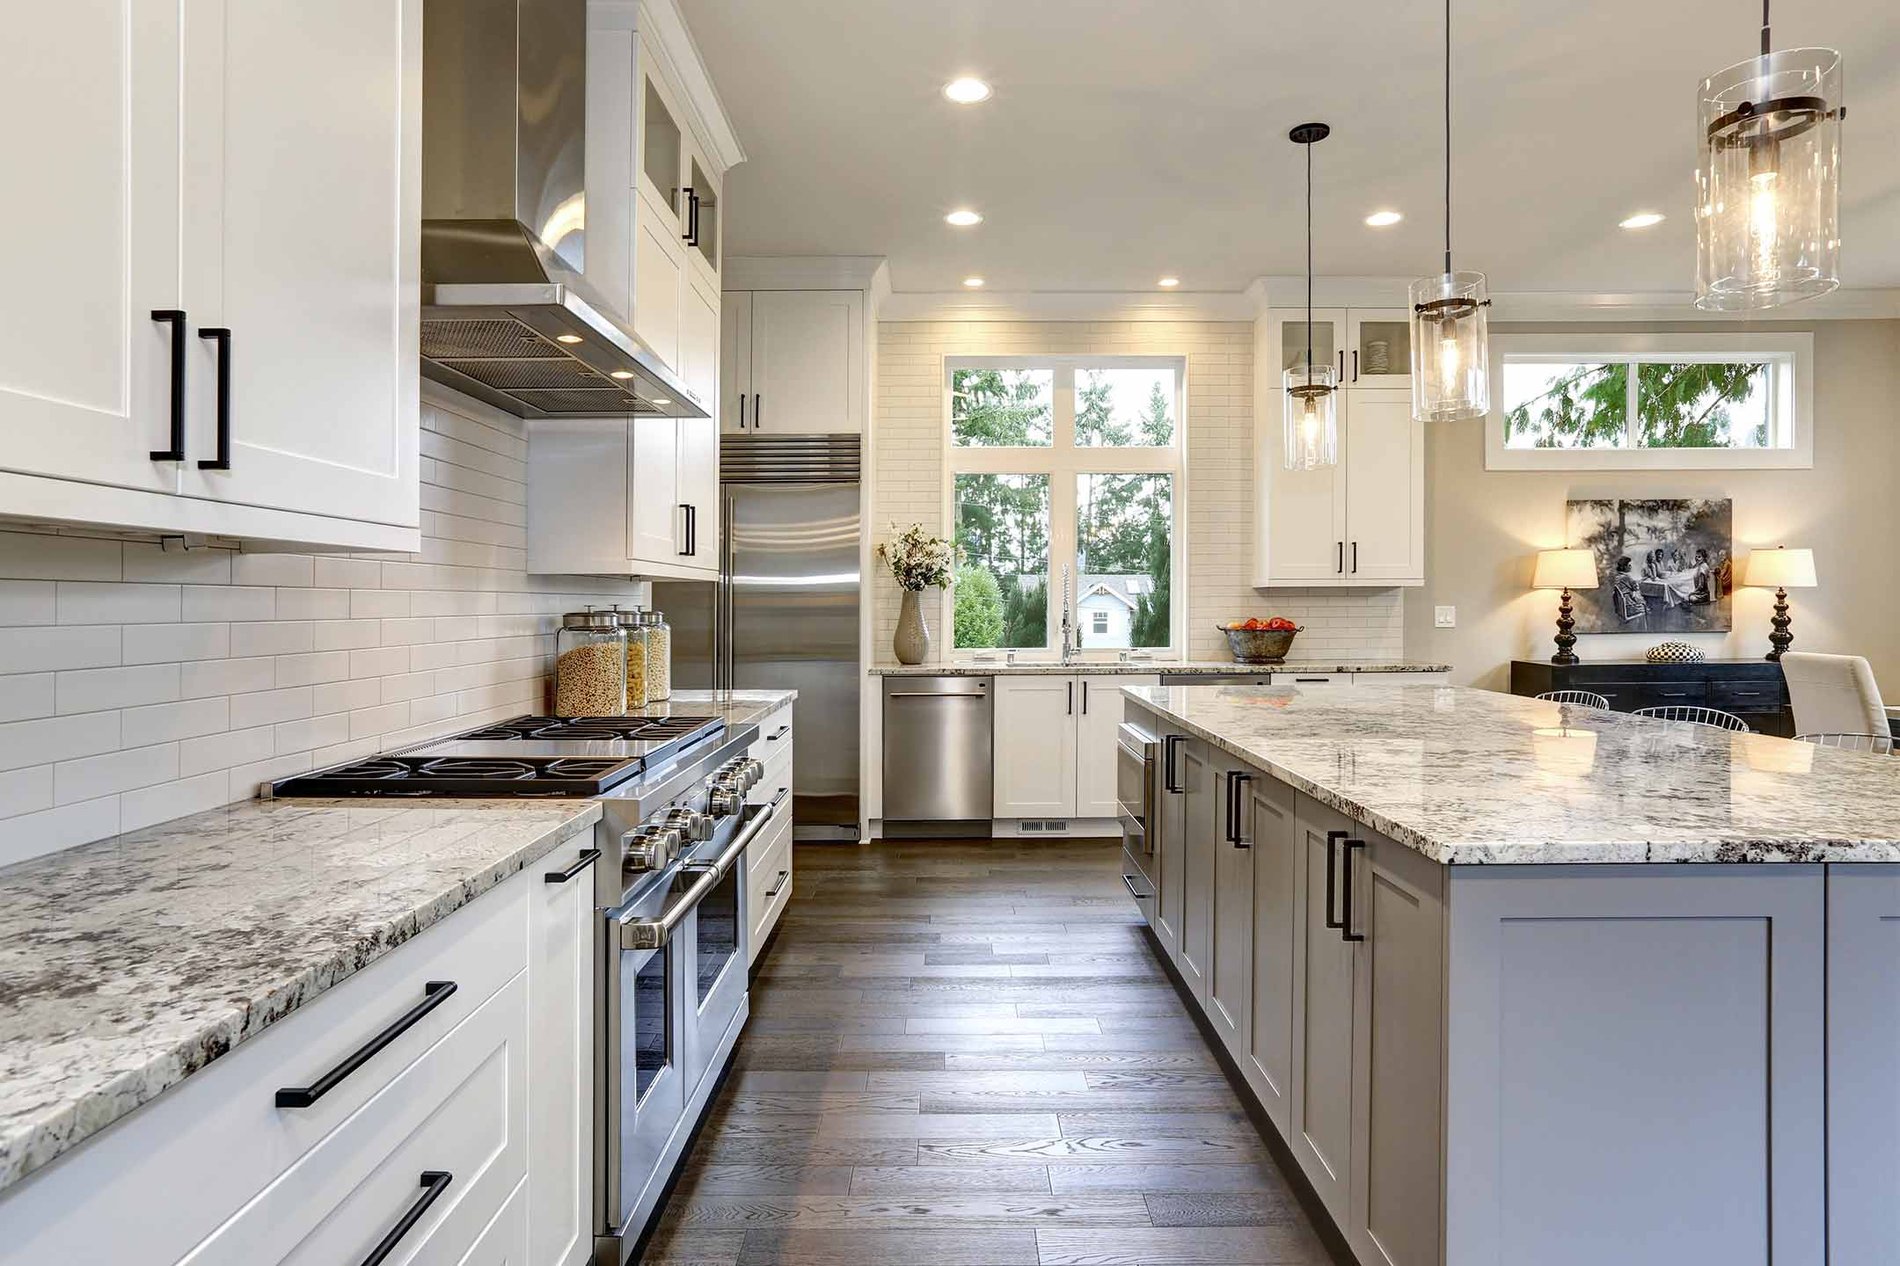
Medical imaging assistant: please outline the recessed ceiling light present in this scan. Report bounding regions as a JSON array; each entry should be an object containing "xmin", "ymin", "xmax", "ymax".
[
  {"xmin": 944, "ymin": 208, "xmax": 983, "ymax": 227},
  {"xmin": 1619, "ymin": 211, "xmax": 1666, "ymax": 229},
  {"xmin": 1157, "ymin": 276, "xmax": 1181, "ymax": 288},
  {"xmin": 942, "ymin": 77, "xmax": 992, "ymax": 105},
  {"xmin": 610, "ymin": 370, "xmax": 634, "ymax": 380},
  {"xmin": 1364, "ymin": 210, "xmax": 1403, "ymax": 227},
  {"xmin": 555, "ymin": 333, "xmax": 584, "ymax": 344},
  {"xmin": 963, "ymin": 276, "xmax": 986, "ymax": 288}
]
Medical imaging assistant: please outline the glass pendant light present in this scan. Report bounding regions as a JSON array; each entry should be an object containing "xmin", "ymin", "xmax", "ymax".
[
  {"xmin": 1284, "ymin": 122, "xmax": 1338, "ymax": 472},
  {"xmin": 1409, "ymin": 0, "xmax": 1490, "ymax": 423},
  {"xmin": 1695, "ymin": 0, "xmax": 1843, "ymax": 311}
]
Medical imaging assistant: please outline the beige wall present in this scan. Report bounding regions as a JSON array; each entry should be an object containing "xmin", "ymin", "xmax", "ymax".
[
  {"xmin": 1403, "ymin": 319, "xmax": 1900, "ymax": 691},
  {"xmin": 873, "ymin": 319, "xmax": 1405, "ymax": 665}
]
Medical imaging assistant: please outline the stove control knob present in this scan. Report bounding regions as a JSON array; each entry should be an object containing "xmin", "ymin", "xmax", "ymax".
[
  {"xmin": 666, "ymin": 808, "xmax": 713, "ymax": 841},
  {"xmin": 707, "ymin": 781, "xmax": 745, "ymax": 817},
  {"xmin": 622, "ymin": 826, "xmax": 680, "ymax": 873},
  {"xmin": 732, "ymin": 758, "xmax": 764, "ymax": 790}
]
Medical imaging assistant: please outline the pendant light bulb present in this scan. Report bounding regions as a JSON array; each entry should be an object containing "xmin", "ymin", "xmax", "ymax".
[
  {"xmin": 1409, "ymin": 0, "xmax": 1491, "ymax": 423},
  {"xmin": 1284, "ymin": 122, "xmax": 1338, "ymax": 472},
  {"xmin": 1695, "ymin": 0, "xmax": 1842, "ymax": 311}
]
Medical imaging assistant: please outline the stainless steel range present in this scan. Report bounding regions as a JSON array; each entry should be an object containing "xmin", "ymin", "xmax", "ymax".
[{"xmin": 270, "ymin": 712, "xmax": 777, "ymax": 1264}]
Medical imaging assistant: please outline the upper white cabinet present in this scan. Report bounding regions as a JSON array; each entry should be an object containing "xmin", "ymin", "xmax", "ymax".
[
  {"xmin": 0, "ymin": 0, "xmax": 420, "ymax": 552},
  {"xmin": 721, "ymin": 291, "xmax": 865, "ymax": 434},
  {"xmin": 528, "ymin": 415, "xmax": 719, "ymax": 580},
  {"xmin": 1259, "ymin": 307, "xmax": 1422, "ymax": 587}
]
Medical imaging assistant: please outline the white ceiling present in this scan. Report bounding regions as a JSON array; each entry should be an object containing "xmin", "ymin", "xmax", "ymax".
[{"xmin": 677, "ymin": 0, "xmax": 1900, "ymax": 296}]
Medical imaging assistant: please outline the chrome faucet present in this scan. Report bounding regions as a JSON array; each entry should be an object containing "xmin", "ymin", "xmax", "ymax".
[{"xmin": 1059, "ymin": 564, "xmax": 1078, "ymax": 665}]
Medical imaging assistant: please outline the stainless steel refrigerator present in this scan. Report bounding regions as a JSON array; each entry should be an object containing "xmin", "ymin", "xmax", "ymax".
[{"xmin": 655, "ymin": 434, "xmax": 861, "ymax": 840}]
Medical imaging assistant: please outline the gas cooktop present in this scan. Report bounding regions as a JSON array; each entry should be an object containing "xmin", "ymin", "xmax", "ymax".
[{"xmin": 270, "ymin": 714, "xmax": 722, "ymax": 798}]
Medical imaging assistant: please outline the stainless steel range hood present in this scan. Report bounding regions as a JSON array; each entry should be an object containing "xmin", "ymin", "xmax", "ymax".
[{"xmin": 420, "ymin": 0, "xmax": 703, "ymax": 419}]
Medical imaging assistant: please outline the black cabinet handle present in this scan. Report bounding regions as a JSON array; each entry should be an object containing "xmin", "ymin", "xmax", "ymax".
[
  {"xmin": 360, "ymin": 1171, "xmax": 453, "ymax": 1266},
  {"xmin": 738, "ymin": 393, "xmax": 747, "ymax": 429},
  {"xmin": 1081, "ymin": 680, "xmax": 1089, "ymax": 714},
  {"xmin": 1336, "ymin": 541, "xmax": 1344, "ymax": 574},
  {"xmin": 275, "ymin": 980, "xmax": 457, "ymax": 1108},
  {"xmin": 1225, "ymin": 771, "xmax": 1252, "ymax": 848},
  {"xmin": 1341, "ymin": 838, "xmax": 1365, "ymax": 942},
  {"xmin": 768, "ymin": 725, "xmax": 790, "ymax": 740},
  {"xmin": 1352, "ymin": 349, "xmax": 1359, "ymax": 382},
  {"xmin": 766, "ymin": 868, "xmax": 790, "ymax": 898},
  {"xmin": 678, "ymin": 503, "xmax": 692, "ymax": 556},
  {"xmin": 196, "ymin": 328, "xmax": 232, "ymax": 470},
  {"xmin": 1163, "ymin": 734, "xmax": 1185, "ymax": 793},
  {"xmin": 769, "ymin": 787, "xmax": 790, "ymax": 807},
  {"xmin": 1324, "ymin": 829, "xmax": 1347, "ymax": 930},
  {"xmin": 753, "ymin": 392, "xmax": 762, "ymax": 428},
  {"xmin": 1337, "ymin": 349, "xmax": 1344, "ymax": 380},
  {"xmin": 150, "ymin": 309, "xmax": 187, "ymax": 461},
  {"xmin": 544, "ymin": 848, "xmax": 601, "ymax": 884},
  {"xmin": 1351, "ymin": 541, "xmax": 1358, "ymax": 574},
  {"xmin": 1067, "ymin": 681, "xmax": 1074, "ymax": 715},
  {"xmin": 688, "ymin": 503, "xmax": 698, "ymax": 556}
]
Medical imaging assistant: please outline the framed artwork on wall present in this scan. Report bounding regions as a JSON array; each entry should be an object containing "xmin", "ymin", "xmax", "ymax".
[{"xmin": 1565, "ymin": 498, "xmax": 1734, "ymax": 634}]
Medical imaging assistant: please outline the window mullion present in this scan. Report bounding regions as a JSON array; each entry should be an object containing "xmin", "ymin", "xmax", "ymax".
[
  {"xmin": 1625, "ymin": 357, "xmax": 1641, "ymax": 448},
  {"xmin": 1050, "ymin": 463, "xmax": 1077, "ymax": 654}
]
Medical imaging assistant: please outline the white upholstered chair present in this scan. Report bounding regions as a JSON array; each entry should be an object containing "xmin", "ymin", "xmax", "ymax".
[{"xmin": 1781, "ymin": 652, "xmax": 1889, "ymax": 739}]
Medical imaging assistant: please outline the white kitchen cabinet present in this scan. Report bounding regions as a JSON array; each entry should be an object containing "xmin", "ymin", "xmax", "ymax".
[
  {"xmin": 628, "ymin": 416, "xmax": 683, "ymax": 565},
  {"xmin": 1259, "ymin": 311, "xmax": 1423, "ymax": 588},
  {"xmin": 633, "ymin": 209, "xmax": 686, "ymax": 374},
  {"xmin": 722, "ymin": 291, "xmax": 865, "ymax": 434},
  {"xmin": 1241, "ymin": 770, "xmax": 1298, "ymax": 1133},
  {"xmin": 993, "ymin": 674, "xmax": 1156, "ymax": 820},
  {"xmin": 1154, "ymin": 732, "xmax": 1188, "ymax": 964},
  {"xmin": 1826, "ymin": 866, "xmax": 1900, "ymax": 1264},
  {"xmin": 1175, "ymin": 737, "xmax": 1215, "ymax": 1004},
  {"xmin": 635, "ymin": 50, "xmax": 689, "ymax": 248},
  {"xmin": 1205, "ymin": 756, "xmax": 1256, "ymax": 1055},
  {"xmin": 682, "ymin": 138, "xmax": 723, "ymax": 292},
  {"xmin": 1289, "ymin": 797, "xmax": 1357, "ymax": 1223},
  {"xmin": 992, "ymin": 676, "xmax": 1079, "ymax": 818},
  {"xmin": 0, "ymin": 0, "xmax": 420, "ymax": 552},
  {"xmin": 527, "ymin": 413, "xmax": 717, "ymax": 580},
  {"xmin": 528, "ymin": 845, "xmax": 596, "ymax": 1266},
  {"xmin": 1346, "ymin": 309, "xmax": 1413, "ymax": 393}
]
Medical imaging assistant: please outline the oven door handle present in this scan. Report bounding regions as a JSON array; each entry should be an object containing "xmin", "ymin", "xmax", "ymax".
[{"xmin": 620, "ymin": 800, "xmax": 777, "ymax": 950}]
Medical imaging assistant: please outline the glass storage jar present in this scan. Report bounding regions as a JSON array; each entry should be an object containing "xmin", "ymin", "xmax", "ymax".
[
  {"xmin": 644, "ymin": 609, "xmax": 672, "ymax": 701},
  {"xmin": 554, "ymin": 609, "xmax": 626, "ymax": 717},
  {"xmin": 615, "ymin": 606, "xmax": 650, "ymax": 709}
]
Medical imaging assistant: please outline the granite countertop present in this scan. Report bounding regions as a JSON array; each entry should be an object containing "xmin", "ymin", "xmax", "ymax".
[
  {"xmin": 869, "ymin": 661, "xmax": 1450, "ymax": 676},
  {"xmin": 1124, "ymin": 683, "xmax": 1900, "ymax": 866},
  {"xmin": 628, "ymin": 688, "xmax": 796, "ymax": 729},
  {"xmin": 0, "ymin": 796, "xmax": 601, "ymax": 1194}
]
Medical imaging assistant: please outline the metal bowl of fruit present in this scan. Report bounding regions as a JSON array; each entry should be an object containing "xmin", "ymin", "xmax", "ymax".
[{"xmin": 1217, "ymin": 618, "xmax": 1302, "ymax": 664}]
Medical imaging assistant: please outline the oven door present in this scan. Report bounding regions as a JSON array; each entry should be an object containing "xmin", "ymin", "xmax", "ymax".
[
  {"xmin": 601, "ymin": 878, "xmax": 685, "ymax": 1237},
  {"xmin": 681, "ymin": 801, "xmax": 777, "ymax": 1090}
]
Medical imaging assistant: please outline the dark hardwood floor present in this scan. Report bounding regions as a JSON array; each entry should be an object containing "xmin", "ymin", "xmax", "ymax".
[{"xmin": 642, "ymin": 838, "xmax": 1336, "ymax": 1266}]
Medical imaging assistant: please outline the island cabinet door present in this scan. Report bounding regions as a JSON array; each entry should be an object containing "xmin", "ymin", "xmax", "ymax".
[
  {"xmin": 1241, "ymin": 770, "xmax": 1299, "ymax": 1134},
  {"xmin": 1826, "ymin": 865, "xmax": 1900, "ymax": 1264},
  {"xmin": 528, "ymin": 844, "xmax": 597, "ymax": 1266},
  {"xmin": 1288, "ymin": 795, "xmax": 1360, "ymax": 1223},
  {"xmin": 1174, "ymin": 738, "xmax": 1217, "ymax": 1003},
  {"xmin": 1345, "ymin": 830, "xmax": 1445, "ymax": 1266},
  {"xmin": 1153, "ymin": 732, "xmax": 1189, "ymax": 963},
  {"xmin": 1205, "ymin": 757, "xmax": 1257, "ymax": 1055},
  {"xmin": 1444, "ymin": 864, "xmax": 1825, "ymax": 1266}
]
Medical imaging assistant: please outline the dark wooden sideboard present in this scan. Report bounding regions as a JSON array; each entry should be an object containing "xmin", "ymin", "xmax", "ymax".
[{"xmin": 1510, "ymin": 659, "xmax": 1792, "ymax": 736}]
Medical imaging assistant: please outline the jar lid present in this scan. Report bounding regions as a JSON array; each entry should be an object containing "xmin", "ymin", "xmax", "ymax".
[
  {"xmin": 563, "ymin": 609, "xmax": 622, "ymax": 631},
  {"xmin": 646, "ymin": 609, "xmax": 666, "ymax": 624},
  {"xmin": 611, "ymin": 606, "xmax": 644, "ymax": 627}
]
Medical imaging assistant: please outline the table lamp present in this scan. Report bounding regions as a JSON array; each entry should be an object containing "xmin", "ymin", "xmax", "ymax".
[
  {"xmin": 1532, "ymin": 549, "xmax": 1598, "ymax": 666},
  {"xmin": 1741, "ymin": 546, "xmax": 1816, "ymax": 661}
]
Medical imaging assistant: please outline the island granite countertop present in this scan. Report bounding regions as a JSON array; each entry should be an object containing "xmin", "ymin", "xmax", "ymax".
[
  {"xmin": 0, "ymin": 796, "xmax": 601, "ymax": 1195},
  {"xmin": 1124, "ymin": 682, "xmax": 1900, "ymax": 866},
  {"xmin": 870, "ymin": 661, "xmax": 1450, "ymax": 676}
]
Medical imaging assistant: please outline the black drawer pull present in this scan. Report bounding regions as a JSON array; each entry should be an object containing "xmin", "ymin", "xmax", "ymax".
[
  {"xmin": 768, "ymin": 725, "xmax": 790, "ymax": 740},
  {"xmin": 196, "ymin": 327, "xmax": 231, "ymax": 470},
  {"xmin": 766, "ymin": 869, "xmax": 790, "ymax": 898},
  {"xmin": 1162, "ymin": 733, "xmax": 1185, "ymax": 793},
  {"xmin": 1341, "ymin": 838, "xmax": 1365, "ymax": 943},
  {"xmin": 1324, "ymin": 829, "xmax": 1347, "ymax": 929},
  {"xmin": 769, "ymin": 787, "xmax": 790, "ymax": 807},
  {"xmin": 545, "ymin": 847, "xmax": 601, "ymax": 884},
  {"xmin": 360, "ymin": 1171, "xmax": 452, "ymax": 1266},
  {"xmin": 150, "ymin": 309, "xmax": 187, "ymax": 461},
  {"xmin": 276, "ymin": 980, "xmax": 458, "ymax": 1108}
]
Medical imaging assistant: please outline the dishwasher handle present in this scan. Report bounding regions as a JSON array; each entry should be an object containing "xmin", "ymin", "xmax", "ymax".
[{"xmin": 886, "ymin": 689, "xmax": 987, "ymax": 698}]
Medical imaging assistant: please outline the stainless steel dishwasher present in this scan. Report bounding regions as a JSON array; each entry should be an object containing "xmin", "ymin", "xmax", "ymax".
[{"xmin": 882, "ymin": 675, "xmax": 992, "ymax": 831}]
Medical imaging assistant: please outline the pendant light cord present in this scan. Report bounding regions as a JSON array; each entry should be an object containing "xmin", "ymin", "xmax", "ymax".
[
  {"xmin": 1760, "ymin": 0, "xmax": 1771, "ymax": 56},
  {"xmin": 1305, "ymin": 140, "xmax": 1314, "ymax": 373},
  {"xmin": 1443, "ymin": 0, "xmax": 1452, "ymax": 276}
]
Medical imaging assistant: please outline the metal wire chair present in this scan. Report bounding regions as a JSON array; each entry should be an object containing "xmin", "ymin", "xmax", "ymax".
[
  {"xmin": 1535, "ymin": 690, "xmax": 1610, "ymax": 709},
  {"xmin": 1631, "ymin": 704, "xmax": 1750, "ymax": 731},
  {"xmin": 1796, "ymin": 731, "xmax": 1896, "ymax": 754}
]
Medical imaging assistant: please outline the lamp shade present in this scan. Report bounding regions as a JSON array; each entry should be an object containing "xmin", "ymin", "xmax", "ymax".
[
  {"xmin": 1742, "ymin": 546, "xmax": 1817, "ymax": 588},
  {"xmin": 1532, "ymin": 549, "xmax": 1598, "ymax": 590}
]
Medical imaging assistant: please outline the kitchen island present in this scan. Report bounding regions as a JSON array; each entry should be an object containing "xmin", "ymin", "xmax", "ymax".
[{"xmin": 1122, "ymin": 682, "xmax": 1900, "ymax": 1266}]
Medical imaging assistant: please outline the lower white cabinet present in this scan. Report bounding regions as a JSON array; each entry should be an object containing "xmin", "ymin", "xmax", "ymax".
[
  {"xmin": 0, "ymin": 856, "xmax": 592, "ymax": 1266},
  {"xmin": 746, "ymin": 703, "xmax": 796, "ymax": 962},
  {"xmin": 992, "ymin": 674, "xmax": 1156, "ymax": 820},
  {"xmin": 1205, "ymin": 753, "xmax": 1257, "ymax": 1055}
]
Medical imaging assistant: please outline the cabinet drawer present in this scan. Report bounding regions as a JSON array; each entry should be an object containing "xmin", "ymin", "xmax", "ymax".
[
  {"xmin": 748, "ymin": 828, "xmax": 793, "ymax": 962},
  {"xmin": 749, "ymin": 794, "xmax": 793, "ymax": 879},
  {"xmin": 1595, "ymin": 680, "xmax": 1708, "ymax": 711},
  {"xmin": 1710, "ymin": 680, "xmax": 1784, "ymax": 713},
  {"xmin": 749, "ymin": 708, "xmax": 794, "ymax": 761},
  {"xmin": 0, "ymin": 875, "xmax": 530, "ymax": 1266},
  {"xmin": 182, "ymin": 971, "xmax": 529, "ymax": 1265}
]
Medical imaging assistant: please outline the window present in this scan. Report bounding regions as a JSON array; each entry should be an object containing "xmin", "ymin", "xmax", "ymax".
[
  {"xmin": 947, "ymin": 357, "xmax": 1184, "ymax": 656},
  {"xmin": 1486, "ymin": 333, "xmax": 1812, "ymax": 470}
]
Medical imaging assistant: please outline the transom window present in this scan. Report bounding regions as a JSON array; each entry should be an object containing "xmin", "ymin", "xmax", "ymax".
[
  {"xmin": 946, "ymin": 357, "xmax": 1184, "ymax": 656},
  {"xmin": 1486, "ymin": 333, "xmax": 1812, "ymax": 470}
]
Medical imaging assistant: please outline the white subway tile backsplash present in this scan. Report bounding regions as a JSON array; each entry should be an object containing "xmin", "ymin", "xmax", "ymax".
[{"xmin": 0, "ymin": 389, "xmax": 644, "ymax": 864}]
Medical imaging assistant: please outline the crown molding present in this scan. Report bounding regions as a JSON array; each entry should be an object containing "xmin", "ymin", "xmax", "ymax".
[
  {"xmin": 878, "ymin": 290, "xmax": 1259, "ymax": 323},
  {"xmin": 725, "ymin": 256, "xmax": 889, "ymax": 293},
  {"xmin": 638, "ymin": 0, "xmax": 744, "ymax": 172}
]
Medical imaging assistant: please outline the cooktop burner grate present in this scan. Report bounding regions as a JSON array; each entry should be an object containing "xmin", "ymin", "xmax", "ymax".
[
  {"xmin": 457, "ymin": 715, "xmax": 718, "ymax": 744},
  {"xmin": 279, "ymin": 752, "xmax": 646, "ymax": 797}
]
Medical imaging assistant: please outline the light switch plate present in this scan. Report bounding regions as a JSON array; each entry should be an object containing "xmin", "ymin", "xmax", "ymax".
[{"xmin": 1434, "ymin": 605, "xmax": 1457, "ymax": 628}]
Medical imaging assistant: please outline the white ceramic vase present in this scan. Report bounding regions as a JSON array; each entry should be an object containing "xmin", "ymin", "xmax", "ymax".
[{"xmin": 894, "ymin": 589, "xmax": 930, "ymax": 665}]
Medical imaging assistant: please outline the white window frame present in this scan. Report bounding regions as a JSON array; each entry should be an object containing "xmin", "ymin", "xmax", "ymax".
[
  {"xmin": 1485, "ymin": 332, "xmax": 1813, "ymax": 471},
  {"xmin": 942, "ymin": 354, "xmax": 1188, "ymax": 660}
]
